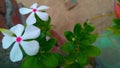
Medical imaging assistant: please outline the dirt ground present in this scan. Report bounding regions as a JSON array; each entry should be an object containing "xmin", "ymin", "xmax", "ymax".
[{"xmin": 17, "ymin": 0, "xmax": 115, "ymax": 38}]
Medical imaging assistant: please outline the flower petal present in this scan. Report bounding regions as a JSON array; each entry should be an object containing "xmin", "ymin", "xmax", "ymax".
[
  {"xmin": 2, "ymin": 35, "xmax": 15, "ymax": 49},
  {"xmin": 30, "ymin": 3, "xmax": 38, "ymax": 8},
  {"xmin": 20, "ymin": 40, "xmax": 39, "ymax": 56},
  {"xmin": 10, "ymin": 24, "xmax": 24, "ymax": 37},
  {"xmin": 26, "ymin": 12, "xmax": 36, "ymax": 25},
  {"xmin": 37, "ymin": 5, "xmax": 49, "ymax": 10},
  {"xmin": 10, "ymin": 43, "xmax": 23, "ymax": 62},
  {"xmin": 22, "ymin": 25, "xmax": 40, "ymax": 40},
  {"xmin": 19, "ymin": 8, "xmax": 32, "ymax": 15},
  {"xmin": 36, "ymin": 11, "xmax": 49, "ymax": 21}
]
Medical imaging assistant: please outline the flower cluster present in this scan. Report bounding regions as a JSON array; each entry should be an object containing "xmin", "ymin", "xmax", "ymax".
[
  {"xmin": 19, "ymin": 3, "xmax": 49, "ymax": 25},
  {"xmin": 0, "ymin": 3, "xmax": 49, "ymax": 62}
]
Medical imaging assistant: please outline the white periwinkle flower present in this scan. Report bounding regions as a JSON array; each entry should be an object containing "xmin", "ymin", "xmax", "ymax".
[
  {"xmin": 19, "ymin": 3, "xmax": 49, "ymax": 25},
  {"xmin": 1, "ymin": 24, "xmax": 40, "ymax": 62}
]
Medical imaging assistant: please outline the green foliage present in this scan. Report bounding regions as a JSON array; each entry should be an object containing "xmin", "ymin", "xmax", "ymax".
[
  {"xmin": 21, "ymin": 13, "xmax": 62, "ymax": 68},
  {"xmin": 40, "ymin": 53, "xmax": 62, "ymax": 68},
  {"xmin": 40, "ymin": 38, "xmax": 57, "ymax": 52},
  {"xmin": 61, "ymin": 42, "xmax": 76, "ymax": 53},
  {"xmin": 83, "ymin": 22, "xmax": 95, "ymax": 34},
  {"xmin": 113, "ymin": 18, "xmax": 120, "ymax": 25},
  {"xmin": 61, "ymin": 22, "xmax": 100, "ymax": 68},
  {"xmin": 64, "ymin": 31, "xmax": 75, "ymax": 41},
  {"xmin": 118, "ymin": 0, "xmax": 120, "ymax": 2},
  {"xmin": 62, "ymin": 52, "xmax": 89, "ymax": 68},
  {"xmin": 21, "ymin": 53, "xmax": 62, "ymax": 68},
  {"xmin": 34, "ymin": 13, "xmax": 51, "ymax": 33},
  {"xmin": 108, "ymin": 18, "xmax": 120, "ymax": 35},
  {"xmin": 21, "ymin": 56, "xmax": 41, "ymax": 68},
  {"xmin": 86, "ymin": 46, "xmax": 101, "ymax": 57},
  {"xmin": 21, "ymin": 12, "xmax": 100, "ymax": 68},
  {"xmin": 74, "ymin": 23, "xmax": 82, "ymax": 37},
  {"xmin": 33, "ymin": 13, "xmax": 57, "ymax": 52}
]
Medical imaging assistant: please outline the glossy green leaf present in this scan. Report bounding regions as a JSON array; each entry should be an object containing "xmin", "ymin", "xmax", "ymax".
[
  {"xmin": 21, "ymin": 56, "xmax": 42, "ymax": 68},
  {"xmin": 61, "ymin": 42, "xmax": 76, "ymax": 53},
  {"xmin": 64, "ymin": 31, "xmax": 75, "ymax": 41},
  {"xmin": 86, "ymin": 46, "xmax": 101, "ymax": 57},
  {"xmin": 40, "ymin": 53, "xmax": 61, "ymax": 68},
  {"xmin": 74, "ymin": 23, "xmax": 82, "ymax": 37},
  {"xmin": 77, "ymin": 53, "xmax": 88, "ymax": 68},
  {"xmin": 113, "ymin": 18, "xmax": 120, "ymax": 25},
  {"xmin": 83, "ymin": 22, "xmax": 95, "ymax": 33},
  {"xmin": 80, "ymin": 40, "xmax": 90, "ymax": 47},
  {"xmin": 21, "ymin": 53, "xmax": 62, "ymax": 68},
  {"xmin": 86, "ymin": 34, "xmax": 98, "ymax": 43},
  {"xmin": 45, "ymin": 38, "xmax": 56, "ymax": 51},
  {"xmin": 40, "ymin": 38, "xmax": 56, "ymax": 51}
]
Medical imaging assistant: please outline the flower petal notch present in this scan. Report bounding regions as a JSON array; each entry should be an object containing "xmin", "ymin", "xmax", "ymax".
[
  {"xmin": 19, "ymin": 3, "xmax": 49, "ymax": 25},
  {"xmin": 0, "ymin": 24, "xmax": 41, "ymax": 62}
]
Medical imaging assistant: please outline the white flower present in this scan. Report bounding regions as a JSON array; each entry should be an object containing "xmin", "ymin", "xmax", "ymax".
[
  {"xmin": 1, "ymin": 24, "xmax": 40, "ymax": 62},
  {"xmin": 19, "ymin": 3, "xmax": 49, "ymax": 25}
]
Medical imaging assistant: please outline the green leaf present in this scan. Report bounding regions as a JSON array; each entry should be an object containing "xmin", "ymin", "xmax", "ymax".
[
  {"xmin": 21, "ymin": 56, "xmax": 42, "ymax": 68},
  {"xmin": 36, "ymin": 32, "xmax": 46, "ymax": 42},
  {"xmin": 21, "ymin": 53, "xmax": 62, "ymax": 68},
  {"xmin": 118, "ymin": 0, "xmax": 120, "ymax": 2},
  {"xmin": 86, "ymin": 46, "xmax": 101, "ymax": 57},
  {"xmin": 86, "ymin": 34, "xmax": 98, "ymax": 43},
  {"xmin": 0, "ymin": 28, "xmax": 13, "ymax": 36},
  {"xmin": 34, "ymin": 14, "xmax": 51, "ymax": 32},
  {"xmin": 41, "ymin": 38, "xmax": 57, "ymax": 51},
  {"xmin": 45, "ymin": 38, "xmax": 57, "ymax": 51},
  {"xmin": 80, "ymin": 40, "xmax": 90, "ymax": 47},
  {"xmin": 74, "ymin": 23, "xmax": 82, "ymax": 37},
  {"xmin": 83, "ymin": 22, "xmax": 95, "ymax": 33},
  {"xmin": 113, "ymin": 18, "xmax": 120, "ymax": 25},
  {"xmin": 40, "ymin": 53, "xmax": 61, "ymax": 68},
  {"xmin": 62, "ymin": 53, "xmax": 79, "ymax": 67},
  {"xmin": 66, "ymin": 62, "xmax": 81, "ymax": 68},
  {"xmin": 77, "ymin": 53, "xmax": 88, "ymax": 68},
  {"xmin": 61, "ymin": 42, "xmax": 76, "ymax": 53},
  {"xmin": 66, "ymin": 53, "xmax": 78, "ymax": 62},
  {"xmin": 64, "ymin": 31, "xmax": 75, "ymax": 41},
  {"xmin": 108, "ymin": 26, "xmax": 120, "ymax": 35},
  {"xmin": 63, "ymin": 53, "xmax": 88, "ymax": 68}
]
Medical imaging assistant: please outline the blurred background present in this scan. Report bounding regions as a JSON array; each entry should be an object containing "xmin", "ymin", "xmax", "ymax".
[{"xmin": 16, "ymin": 0, "xmax": 115, "ymax": 38}]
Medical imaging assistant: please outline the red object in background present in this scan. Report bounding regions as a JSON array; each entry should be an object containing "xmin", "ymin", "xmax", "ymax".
[
  {"xmin": 50, "ymin": 30, "xmax": 66, "ymax": 46},
  {"xmin": 0, "ymin": 15, "xmax": 7, "ymax": 40},
  {"xmin": 50, "ymin": 30, "xmax": 66, "ymax": 54},
  {"xmin": 11, "ymin": 0, "xmax": 22, "ymax": 25},
  {"xmin": 0, "ymin": 0, "xmax": 6, "ymax": 15},
  {"xmin": 115, "ymin": 1, "xmax": 120, "ymax": 18}
]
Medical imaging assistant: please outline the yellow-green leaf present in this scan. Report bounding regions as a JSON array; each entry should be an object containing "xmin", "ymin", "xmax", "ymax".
[{"xmin": 0, "ymin": 28, "xmax": 13, "ymax": 36}]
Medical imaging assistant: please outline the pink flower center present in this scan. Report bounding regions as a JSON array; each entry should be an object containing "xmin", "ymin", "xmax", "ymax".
[
  {"xmin": 33, "ymin": 8, "xmax": 37, "ymax": 12},
  {"xmin": 16, "ymin": 37, "xmax": 22, "ymax": 43}
]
